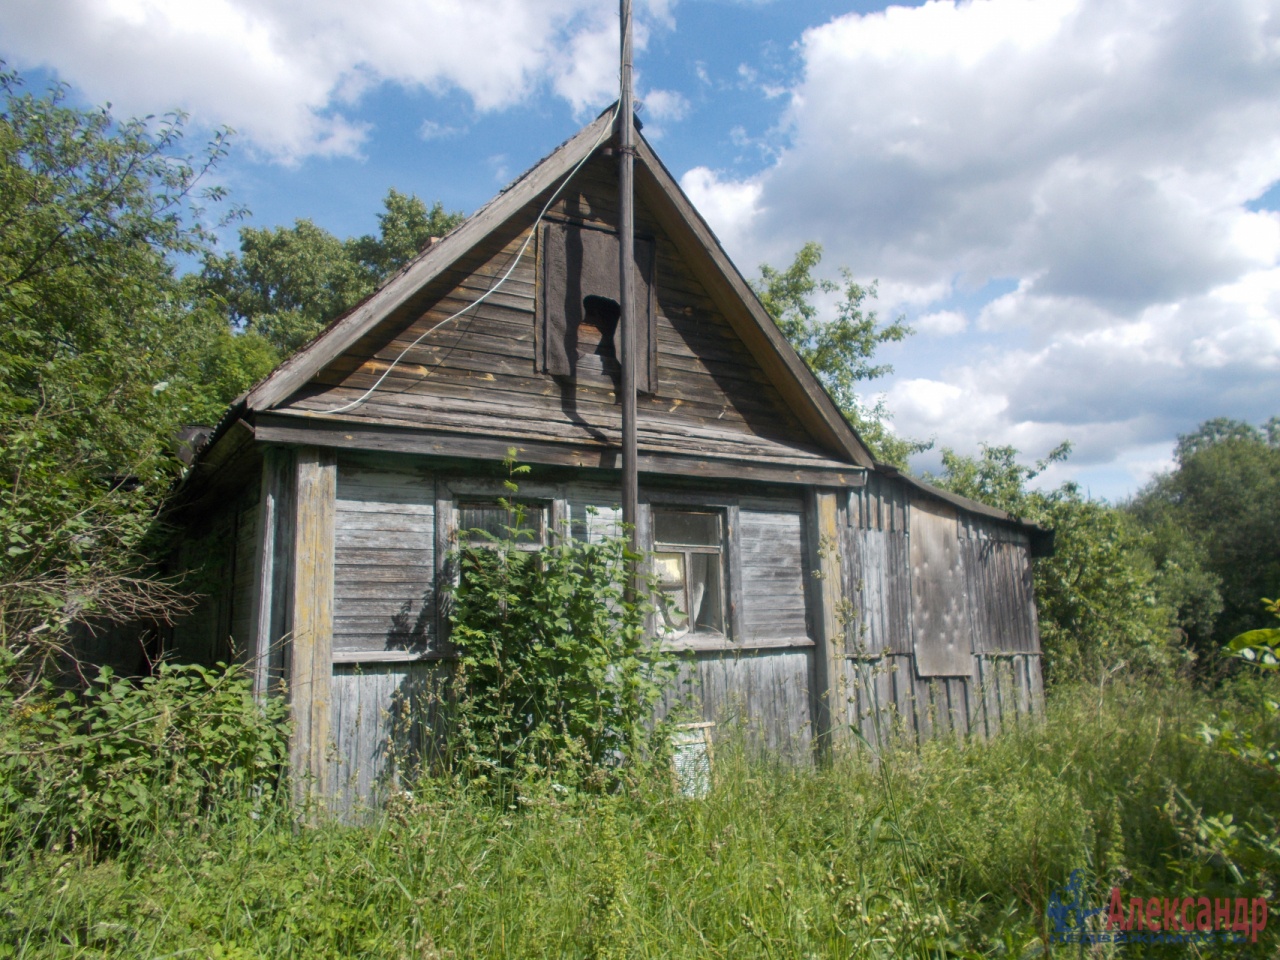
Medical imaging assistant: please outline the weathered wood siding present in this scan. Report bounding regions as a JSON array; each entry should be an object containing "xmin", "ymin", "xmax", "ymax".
[
  {"xmin": 844, "ymin": 473, "xmax": 912, "ymax": 657},
  {"xmin": 322, "ymin": 461, "xmax": 822, "ymax": 801},
  {"xmin": 329, "ymin": 662, "xmax": 451, "ymax": 817},
  {"xmin": 660, "ymin": 649, "xmax": 813, "ymax": 763},
  {"xmin": 277, "ymin": 156, "xmax": 849, "ymax": 474},
  {"xmin": 171, "ymin": 483, "xmax": 260, "ymax": 664},
  {"xmin": 837, "ymin": 476, "xmax": 1043, "ymax": 748},
  {"xmin": 333, "ymin": 456, "xmax": 438, "ymax": 659},
  {"xmin": 960, "ymin": 513, "xmax": 1044, "ymax": 736},
  {"xmin": 910, "ymin": 499, "xmax": 973, "ymax": 676},
  {"xmin": 737, "ymin": 495, "xmax": 809, "ymax": 643}
]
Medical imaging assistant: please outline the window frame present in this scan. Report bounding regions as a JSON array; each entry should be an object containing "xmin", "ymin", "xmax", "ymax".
[
  {"xmin": 646, "ymin": 499, "xmax": 743, "ymax": 648},
  {"xmin": 455, "ymin": 497, "xmax": 550, "ymax": 551}
]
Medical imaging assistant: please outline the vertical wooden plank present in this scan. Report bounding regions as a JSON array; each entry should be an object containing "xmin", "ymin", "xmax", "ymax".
[
  {"xmin": 916, "ymin": 676, "xmax": 932, "ymax": 741},
  {"xmin": 1028, "ymin": 654, "xmax": 1045, "ymax": 716},
  {"xmin": 1015, "ymin": 655, "xmax": 1033, "ymax": 718},
  {"xmin": 249, "ymin": 448, "xmax": 291, "ymax": 699},
  {"xmin": 330, "ymin": 669, "xmax": 355, "ymax": 816},
  {"xmin": 434, "ymin": 479, "xmax": 453, "ymax": 649},
  {"xmin": 804, "ymin": 488, "xmax": 846, "ymax": 758},
  {"xmin": 290, "ymin": 446, "xmax": 337, "ymax": 807},
  {"xmin": 957, "ymin": 677, "xmax": 969, "ymax": 737},
  {"xmin": 982, "ymin": 655, "xmax": 1002, "ymax": 739},
  {"xmin": 725, "ymin": 504, "xmax": 746, "ymax": 643}
]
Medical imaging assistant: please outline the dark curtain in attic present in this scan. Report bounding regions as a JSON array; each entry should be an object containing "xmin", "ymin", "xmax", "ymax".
[{"xmin": 539, "ymin": 221, "xmax": 657, "ymax": 393}]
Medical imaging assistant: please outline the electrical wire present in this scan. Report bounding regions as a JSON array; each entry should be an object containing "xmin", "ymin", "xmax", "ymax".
[{"xmin": 313, "ymin": 102, "xmax": 622, "ymax": 416}]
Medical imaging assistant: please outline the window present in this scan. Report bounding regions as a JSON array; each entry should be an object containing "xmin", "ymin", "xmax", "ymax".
[
  {"xmin": 653, "ymin": 508, "xmax": 726, "ymax": 638},
  {"xmin": 457, "ymin": 500, "xmax": 547, "ymax": 548}
]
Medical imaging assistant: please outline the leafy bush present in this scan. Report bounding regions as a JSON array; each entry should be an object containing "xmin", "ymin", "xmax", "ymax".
[
  {"xmin": 1170, "ymin": 598, "xmax": 1280, "ymax": 900},
  {"xmin": 448, "ymin": 483, "xmax": 676, "ymax": 797},
  {"xmin": 0, "ymin": 653, "xmax": 287, "ymax": 859}
]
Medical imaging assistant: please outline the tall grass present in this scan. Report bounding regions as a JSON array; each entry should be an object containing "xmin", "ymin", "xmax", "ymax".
[{"xmin": 1, "ymin": 676, "xmax": 1274, "ymax": 958}]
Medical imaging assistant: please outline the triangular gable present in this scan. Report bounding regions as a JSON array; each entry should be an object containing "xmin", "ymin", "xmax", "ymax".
[
  {"xmin": 240, "ymin": 106, "xmax": 875, "ymax": 471},
  {"xmin": 243, "ymin": 109, "xmax": 618, "ymax": 415}
]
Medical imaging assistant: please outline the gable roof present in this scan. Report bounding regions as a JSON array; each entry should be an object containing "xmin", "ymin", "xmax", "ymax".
[{"xmin": 225, "ymin": 105, "xmax": 875, "ymax": 470}]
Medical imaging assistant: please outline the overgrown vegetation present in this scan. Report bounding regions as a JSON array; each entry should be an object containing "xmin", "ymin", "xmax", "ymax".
[
  {"xmin": 1, "ymin": 676, "xmax": 1275, "ymax": 957},
  {"xmin": 0, "ymin": 654, "xmax": 286, "ymax": 863},
  {"xmin": 0, "ymin": 67, "xmax": 460, "ymax": 691},
  {"xmin": 446, "ymin": 464, "xmax": 676, "ymax": 797}
]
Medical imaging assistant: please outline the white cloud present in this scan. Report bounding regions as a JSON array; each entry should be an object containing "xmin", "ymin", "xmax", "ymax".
[
  {"xmin": 0, "ymin": 0, "xmax": 670, "ymax": 162},
  {"xmin": 680, "ymin": 166, "xmax": 764, "ymax": 260},
  {"xmin": 915, "ymin": 309, "xmax": 967, "ymax": 336},
  {"xmin": 642, "ymin": 88, "xmax": 689, "ymax": 123},
  {"xmin": 688, "ymin": 0, "xmax": 1280, "ymax": 496},
  {"xmin": 419, "ymin": 120, "xmax": 464, "ymax": 141}
]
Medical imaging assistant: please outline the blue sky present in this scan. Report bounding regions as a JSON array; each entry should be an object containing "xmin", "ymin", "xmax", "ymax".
[{"xmin": 3, "ymin": 0, "xmax": 1278, "ymax": 500}]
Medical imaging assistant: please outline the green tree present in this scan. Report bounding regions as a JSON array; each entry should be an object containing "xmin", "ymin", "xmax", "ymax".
[
  {"xmin": 752, "ymin": 242, "xmax": 929, "ymax": 468},
  {"xmin": 930, "ymin": 443, "xmax": 1179, "ymax": 683},
  {"xmin": 0, "ymin": 69, "xmax": 251, "ymax": 687},
  {"xmin": 1130, "ymin": 417, "xmax": 1280, "ymax": 657},
  {"xmin": 200, "ymin": 189, "xmax": 463, "ymax": 356}
]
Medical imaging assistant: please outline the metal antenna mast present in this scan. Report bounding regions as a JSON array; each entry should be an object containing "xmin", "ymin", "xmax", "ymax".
[{"xmin": 618, "ymin": 0, "xmax": 639, "ymax": 559}]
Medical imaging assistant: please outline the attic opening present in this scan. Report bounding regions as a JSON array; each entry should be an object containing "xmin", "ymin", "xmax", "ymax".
[
  {"xmin": 576, "ymin": 295, "xmax": 620, "ymax": 378},
  {"xmin": 539, "ymin": 221, "xmax": 657, "ymax": 393}
]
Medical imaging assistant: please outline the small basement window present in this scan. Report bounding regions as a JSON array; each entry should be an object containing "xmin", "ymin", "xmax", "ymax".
[{"xmin": 653, "ymin": 508, "xmax": 726, "ymax": 639}]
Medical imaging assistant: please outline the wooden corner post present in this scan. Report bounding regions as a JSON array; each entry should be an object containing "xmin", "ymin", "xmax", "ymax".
[
  {"xmin": 289, "ymin": 446, "xmax": 337, "ymax": 806},
  {"xmin": 248, "ymin": 445, "xmax": 295, "ymax": 700},
  {"xmin": 805, "ymin": 488, "xmax": 848, "ymax": 760}
]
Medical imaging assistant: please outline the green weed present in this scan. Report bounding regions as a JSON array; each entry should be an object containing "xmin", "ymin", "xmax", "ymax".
[{"xmin": 1, "ymin": 676, "xmax": 1274, "ymax": 958}]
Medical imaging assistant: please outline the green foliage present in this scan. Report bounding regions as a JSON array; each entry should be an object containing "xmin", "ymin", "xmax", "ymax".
[
  {"xmin": 1194, "ymin": 598, "xmax": 1280, "ymax": 805},
  {"xmin": 447, "ymin": 468, "xmax": 675, "ymax": 797},
  {"xmin": 0, "ymin": 66, "xmax": 458, "ymax": 689},
  {"xmin": 0, "ymin": 653, "xmax": 287, "ymax": 861},
  {"xmin": 930, "ymin": 443, "xmax": 1179, "ymax": 683},
  {"xmin": 2, "ymin": 677, "xmax": 1274, "ymax": 958},
  {"xmin": 0, "ymin": 68, "xmax": 254, "ymax": 680},
  {"xmin": 752, "ymin": 242, "xmax": 929, "ymax": 468},
  {"xmin": 1226, "ymin": 597, "xmax": 1280, "ymax": 670},
  {"xmin": 1130, "ymin": 416, "xmax": 1280, "ymax": 656},
  {"xmin": 199, "ymin": 189, "xmax": 463, "ymax": 355},
  {"xmin": 1169, "ymin": 604, "xmax": 1280, "ymax": 908}
]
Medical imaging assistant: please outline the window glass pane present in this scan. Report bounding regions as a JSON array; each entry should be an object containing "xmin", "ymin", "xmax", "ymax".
[
  {"xmin": 654, "ymin": 552, "xmax": 689, "ymax": 636},
  {"xmin": 690, "ymin": 552, "xmax": 724, "ymax": 633},
  {"xmin": 654, "ymin": 510, "xmax": 719, "ymax": 546},
  {"xmin": 459, "ymin": 501, "xmax": 544, "ymax": 543}
]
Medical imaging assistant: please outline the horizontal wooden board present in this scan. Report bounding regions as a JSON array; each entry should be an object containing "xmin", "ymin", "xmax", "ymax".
[
  {"xmin": 333, "ymin": 458, "xmax": 439, "ymax": 656},
  {"xmin": 738, "ymin": 505, "xmax": 809, "ymax": 644}
]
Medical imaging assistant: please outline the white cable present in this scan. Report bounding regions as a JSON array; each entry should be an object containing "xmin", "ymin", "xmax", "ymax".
[{"xmin": 314, "ymin": 102, "xmax": 622, "ymax": 416}]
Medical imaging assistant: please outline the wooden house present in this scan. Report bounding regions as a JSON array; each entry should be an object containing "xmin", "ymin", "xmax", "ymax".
[{"xmin": 169, "ymin": 108, "xmax": 1050, "ymax": 809}]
